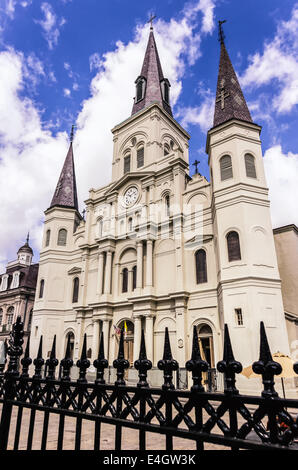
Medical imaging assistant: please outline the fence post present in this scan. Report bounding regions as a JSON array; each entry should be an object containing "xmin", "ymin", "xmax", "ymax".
[{"xmin": 0, "ymin": 316, "xmax": 24, "ymax": 450}]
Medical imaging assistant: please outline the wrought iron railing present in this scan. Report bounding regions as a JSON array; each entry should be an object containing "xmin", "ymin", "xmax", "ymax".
[{"xmin": 0, "ymin": 317, "xmax": 297, "ymax": 450}]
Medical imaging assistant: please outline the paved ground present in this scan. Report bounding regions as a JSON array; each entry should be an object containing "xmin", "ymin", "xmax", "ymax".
[{"xmin": 2, "ymin": 401, "xmax": 297, "ymax": 451}]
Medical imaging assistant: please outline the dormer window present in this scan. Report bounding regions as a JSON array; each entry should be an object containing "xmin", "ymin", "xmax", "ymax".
[
  {"xmin": 161, "ymin": 79, "xmax": 170, "ymax": 104},
  {"xmin": 135, "ymin": 76, "xmax": 146, "ymax": 102}
]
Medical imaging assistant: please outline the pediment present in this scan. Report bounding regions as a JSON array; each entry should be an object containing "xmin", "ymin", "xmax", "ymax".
[
  {"xmin": 68, "ymin": 266, "xmax": 82, "ymax": 275},
  {"xmin": 106, "ymin": 171, "xmax": 155, "ymax": 195},
  {"xmin": 185, "ymin": 234, "xmax": 213, "ymax": 248}
]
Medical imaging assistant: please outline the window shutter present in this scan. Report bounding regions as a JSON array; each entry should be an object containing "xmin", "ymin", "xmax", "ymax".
[
  {"xmin": 220, "ymin": 155, "xmax": 233, "ymax": 181},
  {"xmin": 245, "ymin": 154, "xmax": 257, "ymax": 178},
  {"xmin": 39, "ymin": 279, "xmax": 44, "ymax": 298},
  {"xmin": 227, "ymin": 231, "xmax": 241, "ymax": 261},
  {"xmin": 137, "ymin": 147, "xmax": 144, "ymax": 168},
  {"xmin": 45, "ymin": 230, "xmax": 50, "ymax": 247},
  {"xmin": 132, "ymin": 266, "xmax": 137, "ymax": 290},
  {"xmin": 195, "ymin": 249, "xmax": 207, "ymax": 284}
]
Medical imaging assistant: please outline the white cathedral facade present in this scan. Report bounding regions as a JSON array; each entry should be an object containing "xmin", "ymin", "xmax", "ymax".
[{"xmin": 31, "ymin": 26, "xmax": 291, "ymax": 392}]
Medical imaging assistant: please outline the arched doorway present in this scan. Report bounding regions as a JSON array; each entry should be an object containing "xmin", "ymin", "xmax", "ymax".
[
  {"xmin": 65, "ymin": 331, "xmax": 75, "ymax": 360},
  {"xmin": 197, "ymin": 323, "xmax": 216, "ymax": 390},
  {"xmin": 117, "ymin": 320, "xmax": 134, "ymax": 366}
]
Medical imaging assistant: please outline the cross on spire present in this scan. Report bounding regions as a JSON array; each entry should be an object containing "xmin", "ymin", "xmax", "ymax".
[
  {"xmin": 70, "ymin": 124, "xmax": 76, "ymax": 143},
  {"xmin": 216, "ymin": 86, "xmax": 230, "ymax": 109},
  {"xmin": 218, "ymin": 19, "xmax": 226, "ymax": 44},
  {"xmin": 193, "ymin": 159, "xmax": 200, "ymax": 175},
  {"xmin": 148, "ymin": 13, "xmax": 156, "ymax": 30}
]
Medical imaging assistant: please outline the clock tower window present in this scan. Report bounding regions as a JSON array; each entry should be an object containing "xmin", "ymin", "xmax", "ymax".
[{"xmin": 124, "ymin": 155, "xmax": 131, "ymax": 174}]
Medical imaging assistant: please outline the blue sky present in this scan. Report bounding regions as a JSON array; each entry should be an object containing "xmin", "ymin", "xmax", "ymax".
[{"xmin": 0, "ymin": 0, "xmax": 297, "ymax": 269}]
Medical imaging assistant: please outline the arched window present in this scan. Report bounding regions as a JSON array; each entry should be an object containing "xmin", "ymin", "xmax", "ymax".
[
  {"xmin": 45, "ymin": 229, "xmax": 51, "ymax": 247},
  {"xmin": 165, "ymin": 194, "xmax": 170, "ymax": 217},
  {"xmin": 227, "ymin": 231, "xmax": 241, "ymax": 262},
  {"xmin": 122, "ymin": 268, "xmax": 128, "ymax": 293},
  {"xmin": 220, "ymin": 155, "xmax": 233, "ymax": 181},
  {"xmin": 128, "ymin": 217, "xmax": 133, "ymax": 232},
  {"xmin": 137, "ymin": 146, "xmax": 144, "ymax": 168},
  {"xmin": 245, "ymin": 153, "xmax": 257, "ymax": 178},
  {"xmin": 195, "ymin": 249, "xmax": 207, "ymax": 284},
  {"xmin": 39, "ymin": 279, "xmax": 45, "ymax": 298},
  {"xmin": 161, "ymin": 79, "xmax": 170, "ymax": 103},
  {"xmin": 72, "ymin": 277, "xmax": 79, "ymax": 303},
  {"xmin": 132, "ymin": 265, "xmax": 137, "ymax": 290},
  {"xmin": 57, "ymin": 228, "xmax": 67, "ymax": 246},
  {"xmin": 7, "ymin": 306, "xmax": 14, "ymax": 325},
  {"xmin": 87, "ymin": 348, "xmax": 92, "ymax": 359},
  {"xmin": 118, "ymin": 320, "xmax": 134, "ymax": 366},
  {"xmin": 124, "ymin": 154, "xmax": 131, "ymax": 174},
  {"xmin": 197, "ymin": 323, "xmax": 214, "ymax": 368},
  {"xmin": 0, "ymin": 308, "xmax": 3, "ymax": 325}
]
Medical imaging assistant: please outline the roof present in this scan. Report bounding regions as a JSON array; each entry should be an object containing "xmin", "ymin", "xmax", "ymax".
[
  {"xmin": 131, "ymin": 29, "xmax": 172, "ymax": 117},
  {"xmin": 213, "ymin": 41, "xmax": 252, "ymax": 128},
  {"xmin": 50, "ymin": 141, "xmax": 79, "ymax": 210}
]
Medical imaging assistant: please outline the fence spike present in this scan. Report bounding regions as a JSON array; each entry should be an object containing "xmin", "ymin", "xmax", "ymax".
[
  {"xmin": 252, "ymin": 321, "xmax": 282, "ymax": 398},
  {"xmin": 157, "ymin": 327, "xmax": 178, "ymax": 390},
  {"xmin": 76, "ymin": 334, "xmax": 90, "ymax": 383},
  {"xmin": 217, "ymin": 324, "xmax": 242, "ymax": 395},
  {"xmin": 21, "ymin": 336, "xmax": 32, "ymax": 377},
  {"xmin": 33, "ymin": 336, "xmax": 44, "ymax": 379},
  {"xmin": 134, "ymin": 329, "xmax": 152, "ymax": 388},
  {"xmin": 186, "ymin": 325, "xmax": 208, "ymax": 392},
  {"xmin": 113, "ymin": 329, "xmax": 129, "ymax": 386},
  {"xmin": 93, "ymin": 331, "xmax": 108, "ymax": 384},
  {"xmin": 61, "ymin": 334, "xmax": 73, "ymax": 381},
  {"xmin": 46, "ymin": 335, "xmax": 58, "ymax": 380},
  {"xmin": 6, "ymin": 315, "xmax": 24, "ymax": 377}
]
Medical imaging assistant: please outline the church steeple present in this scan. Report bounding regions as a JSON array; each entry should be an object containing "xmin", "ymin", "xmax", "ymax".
[
  {"xmin": 50, "ymin": 126, "xmax": 79, "ymax": 211},
  {"xmin": 213, "ymin": 21, "xmax": 252, "ymax": 128},
  {"xmin": 131, "ymin": 22, "xmax": 172, "ymax": 117}
]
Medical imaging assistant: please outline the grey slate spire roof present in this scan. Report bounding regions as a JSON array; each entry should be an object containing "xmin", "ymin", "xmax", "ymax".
[
  {"xmin": 213, "ymin": 38, "xmax": 253, "ymax": 128},
  {"xmin": 131, "ymin": 28, "xmax": 172, "ymax": 116},
  {"xmin": 50, "ymin": 136, "xmax": 78, "ymax": 211}
]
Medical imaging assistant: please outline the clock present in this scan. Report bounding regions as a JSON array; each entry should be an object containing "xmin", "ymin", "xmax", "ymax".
[{"xmin": 123, "ymin": 186, "xmax": 139, "ymax": 207}]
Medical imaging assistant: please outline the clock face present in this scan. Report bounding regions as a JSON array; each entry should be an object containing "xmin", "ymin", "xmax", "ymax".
[{"xmin": 123, "ymin": 186, "xmax": 139, "ymax": 207}]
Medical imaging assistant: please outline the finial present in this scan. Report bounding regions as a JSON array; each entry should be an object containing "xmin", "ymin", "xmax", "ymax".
[
  {"xmin": 148, "ymin": 13, "xmax": 156, "ymax": 30},
  {"xmin": 26, "ymin": 232, "xmax": 29, "ymax": 244},
  {"xmin": 217, "ymin": 324, "xmax": 242, "ymax": 394},
  {"xmin": 252, "ymin": 321, "xmax": 282, "ymax": 398},
  {"xmin": 70, "ymin": 124, "xmax": 76, "ymax": 143},
  {"xmin": 46, "ymin": 335, "xmax": 58, "ymax": 380},
  {"xmin": 61, "ymin": 334, "xmax": 73, "ymax": 381},
  {"xmin": 186, "ymin": 325, "xmax": 208, "ymax": 392},
  {"xmin": 93, "ymin": 331, "xmax": 108, "ymax": 384},
  {"xmin": 113, "ymin": 329, "xmax": 129, "ymax": 386},
  {"xmin": 218, "ymin": 19, "xmax": 226, "ymax": 44},
  {"xmin": 157, "ymin": 327, "xmax": 178, "ymax": 390},
  {"xmin": 21, "ymin": 336, "xmax": 32, "ymax": 377},
  {"xmin": 33, "ymin": 336, "xmax": 44, "ymax": 379},
  {"xmin": 76, "ymin": 334, "xmax": 90, "ymax": 383},
  {"xmin": 134, "ymin": 329, "xmax": 152, "ymax": 388}
]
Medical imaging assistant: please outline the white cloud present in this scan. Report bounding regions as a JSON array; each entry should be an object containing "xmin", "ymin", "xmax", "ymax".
[
  {"xmin": 0, "ymin": 49, "xmax": 68, "ymax": 272},
  {"xmin": 0, "ymin": 1, "xmax": 217, "ymax": 271},
  {"xmin": 63, "ymin": 87, "xmax": 71, "ymax": 97},
  {"xmin": 0, "ymin": 0, "xmax": 32, "ymax": 20},
  {"xmin": 241, "ymin": 4, "xmax": 298, "ymax": 114},
  {"xmin": 35, "ymin": 2, "xmax": 66, "ymax": 50},
  {"xmin": 263, "ymin": 145, "xmax": 298, "ymax": 227},
  {"xmin": 176, "ymin": 85, "xmax": 214, "ymax": 133}
]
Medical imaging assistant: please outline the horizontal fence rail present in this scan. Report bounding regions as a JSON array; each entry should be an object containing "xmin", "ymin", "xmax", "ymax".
[{"xmin": 0, "ymin": 317, "xmax": 297, "ymax": 451}]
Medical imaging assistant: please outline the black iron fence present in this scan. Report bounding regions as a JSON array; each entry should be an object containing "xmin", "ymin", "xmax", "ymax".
[{"xmin": 0, "ymin": 317, "xmax": 298, "ymax": 451}]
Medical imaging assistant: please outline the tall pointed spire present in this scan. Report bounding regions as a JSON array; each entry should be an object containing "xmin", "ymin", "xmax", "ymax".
[
  {"xmin": 213, "ymin": 21, "xmax": 252, "ymax": 128},
  {"xmin": 131, "ymin": 23, "xmax": 172, "ymax": 117},
  {"xmin": 50, "ymin": 125, "xmax": 79, "ymax": 211}
]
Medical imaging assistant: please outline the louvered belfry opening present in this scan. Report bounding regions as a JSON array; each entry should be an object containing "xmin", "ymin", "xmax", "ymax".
[
  {"xmin": 245, "ymin": 153, "xmax": 257, "ymax": 178},
  {"xmin": 220, "ymin": 154, "xmax": 233, "ymax": 181},
  {"xmin": 227, "ymin": 231, "xmax": 241, "ymax": 262}
]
